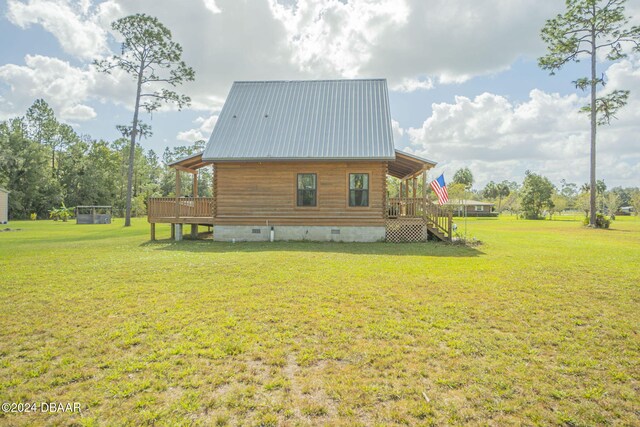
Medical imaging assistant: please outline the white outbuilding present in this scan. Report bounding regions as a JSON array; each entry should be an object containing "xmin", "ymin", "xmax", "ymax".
[{"xmin": 0, "ymin": 187, "xmax": 9, "ymax": 224}]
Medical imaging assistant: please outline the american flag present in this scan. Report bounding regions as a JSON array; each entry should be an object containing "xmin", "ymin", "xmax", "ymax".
[{"xmin": 430, "ymin": 174, "xmax": 449, "ymax": 205}]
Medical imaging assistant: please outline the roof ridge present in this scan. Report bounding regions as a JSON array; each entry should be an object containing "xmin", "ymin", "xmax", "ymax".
[{"xmin": 233, "ymin": 78, "xmax": 387, "ymax": 84}]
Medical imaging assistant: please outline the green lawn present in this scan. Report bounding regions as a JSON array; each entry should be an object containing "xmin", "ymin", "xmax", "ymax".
[{"xmin": 0, "ymin": 216, "xmax": 639, "ymax": 426}]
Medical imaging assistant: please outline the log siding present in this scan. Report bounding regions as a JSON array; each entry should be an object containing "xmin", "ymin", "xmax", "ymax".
[{"xmin": 213, "ymin": 161, "xmax": 387, "ymax": 226}]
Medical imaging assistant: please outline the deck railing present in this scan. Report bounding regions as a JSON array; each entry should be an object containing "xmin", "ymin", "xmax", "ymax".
[
  {"xmin": 387, "ymin": 197, "xmax": 452, "ymax": 239},
  {"xmin": 148, "ymin": 197, "xmax": 213, "ymax": 220}
]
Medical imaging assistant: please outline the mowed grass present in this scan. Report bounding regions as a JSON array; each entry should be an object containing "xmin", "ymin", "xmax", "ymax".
[{"xmin": 0, "ymin": 216, "xmax": 639, "ymax": 426}]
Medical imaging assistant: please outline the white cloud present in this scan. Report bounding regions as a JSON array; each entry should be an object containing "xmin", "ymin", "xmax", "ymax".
[
  {"xmin": 0, "ymin": 0, "xmax": 610, "ymax": 118},
  {"xmin": 0, "ymin": 55, "xmax": 97, "ymax": 122},
  {"xmin": 363, "ymin": 0, "xmax": 564, "ymax": 89},
  {"xmin": 60, "ymin": 104, "xmax": 97, "ymax": 121},
  {"xmin": 2, "ymin": 0, "xmax": 639, "ymax": 177},
  {"xmin": 103, "ymin": 0, "xmax": 301, "ymax": 109},
  {"xmin": 269, "ymin": 0, "xmax": 410, "ymax": 77},
  {"xmin": 202, "ymin": 0, "xmax": 221, "ymax": 14},
  {"xmin": 6, "ymin": 0, "xmax": 117, "ymax": 60},
  {"xmin": 391, "ymin": 119, "xmax": 404, "ymax": 145},
  {"xmin": 391, "ymin": 76, "xmax": 434, "ymax": 92},
  {"xmin": 406, "ymin": 59, "xmax": 640, "ymax": 189},
  {"xmin": 177, "ymin": 113, "xmax": 219, "ymax": 142}
]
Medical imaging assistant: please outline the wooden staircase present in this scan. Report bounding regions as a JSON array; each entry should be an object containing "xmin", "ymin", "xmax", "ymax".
[
  {"xmin": 387, "ymin": 197, "xmax": 453, "ymax": 242},
  {"xmin": 423, "ymin": 199, "xmax": 453, "ymax": 242}
]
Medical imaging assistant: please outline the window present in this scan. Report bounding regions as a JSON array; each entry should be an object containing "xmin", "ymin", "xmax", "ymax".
[
  {"xmin": 474, "ymin": 205, "xmax": 484, "ymax": 212},
  {"xmin": 297, "ymin": 174, "xmax": 317, "ymax": 207},
  {"xmin": 349, "ymin": 173, "xmax": 369, "ymax": 207}
]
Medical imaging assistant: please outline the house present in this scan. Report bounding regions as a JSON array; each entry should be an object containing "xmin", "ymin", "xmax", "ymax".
[
  {"xmin": 0, "ymin": 187, "xmax": 8, "ymax": 224},
  {"xmin": 445, "ymin": 199, "xmax": 497, "ymax": 217},
  {"xmin": 147, "ymin": 79, "xmax": 452, "ymax": 242},
  {"xmin": 617, "ymin": 206, "xmax": 634, "ymax": 216}
]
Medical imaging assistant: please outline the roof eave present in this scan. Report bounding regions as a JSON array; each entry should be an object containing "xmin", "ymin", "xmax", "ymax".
[
  {"xmin": 168, "ymin": 151, "xmax": 205, "ymax": 167},
  {"xmin": 201, "ymin": 156, "xmax": 397, "ymax": 162}
]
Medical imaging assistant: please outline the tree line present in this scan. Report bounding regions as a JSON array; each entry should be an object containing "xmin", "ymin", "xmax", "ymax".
[
  {"xmin": 446, "ymin": 167, "xmax": 640, "ymax": 220},
  {"xmin": 0, "ymin": 99, "xmax": 209, "ymax": 220}
]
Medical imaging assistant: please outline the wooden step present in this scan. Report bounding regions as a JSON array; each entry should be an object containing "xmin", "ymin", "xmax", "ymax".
[{"xmin": 426, "ymin": 225, "xmax": 450, "ymax": 242}]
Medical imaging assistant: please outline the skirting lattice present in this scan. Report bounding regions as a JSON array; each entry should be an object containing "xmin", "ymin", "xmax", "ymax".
[{"xmin": 385, "ymin": 218, "xmax": 427, "ymax": 243}]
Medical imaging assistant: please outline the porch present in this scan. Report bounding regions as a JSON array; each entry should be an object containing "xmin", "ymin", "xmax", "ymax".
[
  {"xmin": 147, "ymin": 152, "xmax": 215, "ymax": 240},
  {"xmin": 385, "ymin": 150, "xmax": 453, "ymax": 242},
  {"xmin": 147, "ymin": 151, "xmax": 452, "ymax": 242}
]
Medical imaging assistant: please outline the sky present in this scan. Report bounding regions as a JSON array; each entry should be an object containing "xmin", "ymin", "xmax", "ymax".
[{"xmin": 0, "ymin": 0, "xmax": 639, "ymax": 190}]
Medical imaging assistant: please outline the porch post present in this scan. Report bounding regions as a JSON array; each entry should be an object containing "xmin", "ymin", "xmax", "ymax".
[
  {"xmin": 405, "ymin": 179, "xmax": 409, "ymax": 201},
  {"xmin": 422, "ymin": 171, "xmax": 428, "ymax": 241},
  {"xmin": 211, "ymin": 164, "xmax": 216, "ymax": 220},
  {"xmin": 191, "ymin": 224, "xmax": 198, "ymax": 238},
  {"xmin": 150, "ymin": 223, "xmax": 156, "ymax": 241},
  {"xmin": 193, "ymin": 172, "xmax": 198, "ymax": 198},
  {"xmin": 175, "ymin": 169, "xmax": 181, "ymax": 220},
  {"xmin": 422, "ymin": 170, "xmax": 427, "ymax": 209}
]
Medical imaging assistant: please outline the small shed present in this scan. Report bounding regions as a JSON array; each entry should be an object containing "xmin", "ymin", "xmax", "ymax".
[
  {"xmin": 76, "ymin": 206, "xmax": 112, "ymax": 224},
  {"xmin": 0, "ymin": 188, "xmax": 8, "ymax": 224}
]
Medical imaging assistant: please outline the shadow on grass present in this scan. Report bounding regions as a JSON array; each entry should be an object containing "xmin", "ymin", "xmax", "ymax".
[
  {"xmin": 140, "ymin": 237, "xmax": 484, "ymax": 257},
  {"xmin": 601, "ymin": 227, "xmax": 635, "ymax": 233}
]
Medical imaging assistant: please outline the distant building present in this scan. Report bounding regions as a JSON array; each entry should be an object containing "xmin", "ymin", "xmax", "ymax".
[
  {"xmin": 618, "ymin": 206, "xmax": 634, "ymax": 216},
  {"xmin": 0, "ymin": 187, "xmax": 8, "ymax": 224},
  {"xmin": 445, "ymin": 199, "xmax": 497, "ymax": 217}
]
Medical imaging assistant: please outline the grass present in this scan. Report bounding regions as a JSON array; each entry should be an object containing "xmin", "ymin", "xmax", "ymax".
[{"xmin": 0, "ymin": 215, "xmax": 639, "ymax": 426}]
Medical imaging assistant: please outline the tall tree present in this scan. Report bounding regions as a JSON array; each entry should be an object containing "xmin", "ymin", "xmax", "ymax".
[
  {"xmin": 95, "ymin": 14, "xmax": 195, "ymax": 226},
  {"xmin": 25, "ymin": 99, "xmax": 60, "ymax": 173},
  {"xmin": 0, "ymin": 117, "xmax": 60, "ymax": 218},
  {"xmin": 496, "ymin": 181, "xmax": 511, "ymax": 211},
  {"xmin": 452, "ymin": 167, "xmax": 474, "ymax": 191},
  {"xmin": 482, "ymin": 181, "xmax": 498, "ymax": 200},
  {"xmin": 538, "ymin": 0, "xmax": 640, "ymax": 227},
  {"xmin": 610, "ymin": 186, "xmax": 632, "ymax": 207}
]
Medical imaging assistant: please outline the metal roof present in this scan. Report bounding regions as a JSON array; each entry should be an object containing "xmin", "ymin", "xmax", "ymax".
[{"xmin": 202, "ymin": 79, "xmax": 396, "ymax": 161}]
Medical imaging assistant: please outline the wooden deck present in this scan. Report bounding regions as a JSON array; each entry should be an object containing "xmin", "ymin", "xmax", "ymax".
[
  {"xmin": 147, "ymin": 196, "xmax": 452, "ymax": 242},
  {"xmin": 147, "ymin": 197, "xmax": 214, "ymax": 224}
]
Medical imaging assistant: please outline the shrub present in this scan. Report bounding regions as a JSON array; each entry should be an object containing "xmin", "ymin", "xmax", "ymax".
[
  {"xmin": 30, "ymin": 213, "xmax": 37, "ymax": 221},
  {"xmin": 583, "ymin": 213, "xmax": 610, "ymax": 229},
  {"xmin": 49, "ymin": 203, "xmax": 74, "ymax": 222}
]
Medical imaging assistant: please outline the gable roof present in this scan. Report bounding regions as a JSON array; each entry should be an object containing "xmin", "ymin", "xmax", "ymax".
[{"xmin": 202, "ymin": 79, "xmax": 396, "ymax": 161}]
